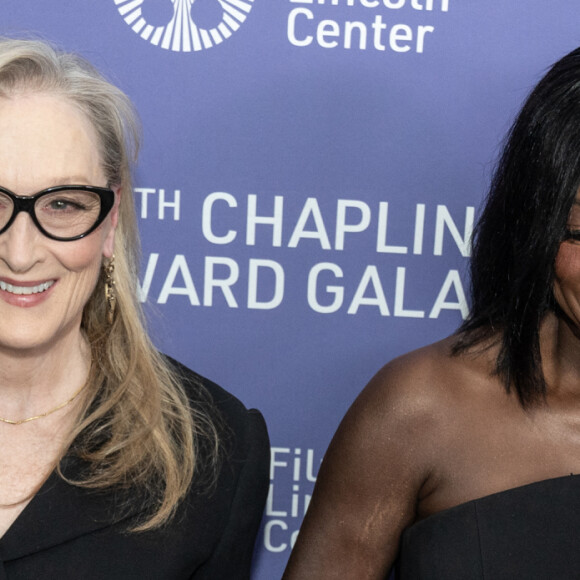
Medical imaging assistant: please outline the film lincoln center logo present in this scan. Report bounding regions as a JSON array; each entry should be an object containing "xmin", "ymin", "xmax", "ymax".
[{"xmin": 114, "ymin": 0, "xmax": 255, "ymax": 52}]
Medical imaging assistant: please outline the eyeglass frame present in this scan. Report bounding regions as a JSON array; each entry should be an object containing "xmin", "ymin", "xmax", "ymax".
[
  {"xmin": 0, "ymin": 184, "xmax": 116, "ymax": 242},
  {"xmin": 563, "ymin": 229, "xmax": 580, "ymax": 243}
]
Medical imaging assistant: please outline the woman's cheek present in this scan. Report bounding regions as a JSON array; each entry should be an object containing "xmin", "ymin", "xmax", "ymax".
[
  {"xmin": 554, "ymin": 244, "xmax": 580, "ymax": 315},
  {"xmin": 555, "ymin": 244, "xmax": 580, "ymax": 282}
]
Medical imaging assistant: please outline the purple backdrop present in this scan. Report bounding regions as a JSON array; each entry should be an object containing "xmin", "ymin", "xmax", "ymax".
[{"xmin": 0, "ymin": 1, "xmax": 579, "ymax": 577}]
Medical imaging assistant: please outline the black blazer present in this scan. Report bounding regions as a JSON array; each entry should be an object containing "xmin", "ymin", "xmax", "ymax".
[{"xmin": 0, "ymin": 361, "xmax": 270, "ymax": 579}]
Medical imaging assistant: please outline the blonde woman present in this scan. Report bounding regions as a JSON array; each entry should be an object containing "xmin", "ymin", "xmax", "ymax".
[{"xmin": 0, "ymin": 37, "xmax": 269, "ymax": 579}]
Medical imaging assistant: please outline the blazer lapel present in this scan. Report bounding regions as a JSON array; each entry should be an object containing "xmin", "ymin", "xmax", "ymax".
[{"xmin": 0, "ymin": 457, "xmax": 146, "ymax": 562}]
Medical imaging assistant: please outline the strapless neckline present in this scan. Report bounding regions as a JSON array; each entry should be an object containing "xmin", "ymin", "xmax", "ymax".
[
  {"xmin": 397, "ymin": 473, "xmax": 580, "ymax": 579},
  {"xmin": 414, "ymin": 472, "xmax": 580, "ymax": 527}
]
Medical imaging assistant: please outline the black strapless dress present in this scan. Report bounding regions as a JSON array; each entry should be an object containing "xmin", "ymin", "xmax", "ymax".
[{"xmin": 396, "ymin": 474, "xmax": 580, "ymax": 579}]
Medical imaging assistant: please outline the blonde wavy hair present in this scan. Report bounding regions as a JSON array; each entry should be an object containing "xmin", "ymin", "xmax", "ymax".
[{"xmin": 0, "ymin": 37, "xmax": 220, "ymax": 531}]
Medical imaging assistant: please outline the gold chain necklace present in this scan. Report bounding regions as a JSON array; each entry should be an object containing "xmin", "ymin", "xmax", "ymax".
[{"xmin": 0, "ymin": 380, "xmax": 88, "ymax": 425}]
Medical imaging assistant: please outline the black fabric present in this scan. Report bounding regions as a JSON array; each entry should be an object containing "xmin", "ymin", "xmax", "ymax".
[
  {"xmin": 396, "ymin": 474, "xmax": 580, "ymax": 579},
  {"xmin": 0, "ymin": 361, "xmax": 270, "ymax": 579}
]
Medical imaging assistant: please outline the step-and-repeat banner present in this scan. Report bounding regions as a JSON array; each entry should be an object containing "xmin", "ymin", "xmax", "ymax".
[{"xmin": 1, "ymin": 2, "xmax": 579, "ymax": 578}]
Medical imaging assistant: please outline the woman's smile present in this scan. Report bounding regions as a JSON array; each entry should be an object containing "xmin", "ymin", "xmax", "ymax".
[
  {"xmin": 0, "ymin": 279, "xmax": 55, "ymax": 295},
  {"xmin": 0, "ymin": 277, "xmax": 57, "ymax": 308}
]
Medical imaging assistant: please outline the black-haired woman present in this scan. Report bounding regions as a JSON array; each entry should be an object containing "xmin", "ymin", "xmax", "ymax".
[{"xmin": 284, "ymin": 47, "xmax": 580, "ymax": 579}]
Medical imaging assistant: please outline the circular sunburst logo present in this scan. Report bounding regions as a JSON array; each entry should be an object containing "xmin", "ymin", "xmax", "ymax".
[{"xmin": 114, "ymin": 0, "xmax": 255, "ymax": 52}]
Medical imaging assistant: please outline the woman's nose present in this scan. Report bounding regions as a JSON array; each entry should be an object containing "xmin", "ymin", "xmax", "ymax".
[{"xmin": 0, "ymin": 212, "xmax": 43, "ymax": 272}]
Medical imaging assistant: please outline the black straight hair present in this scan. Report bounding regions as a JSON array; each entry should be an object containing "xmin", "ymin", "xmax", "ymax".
[{"xmin": 454, "ymin": 46, "xmax": 580, "ymax": 407}]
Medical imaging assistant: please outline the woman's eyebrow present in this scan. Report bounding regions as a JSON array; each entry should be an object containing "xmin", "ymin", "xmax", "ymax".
[{"xmin": 44, "ymin": 176, "xmax": 92, "ymax": 185}]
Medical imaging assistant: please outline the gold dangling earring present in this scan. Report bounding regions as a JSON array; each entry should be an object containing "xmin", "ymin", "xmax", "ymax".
[{"xmin": 104, "ymin": 255, "xmax": 116, "ymax": 325}]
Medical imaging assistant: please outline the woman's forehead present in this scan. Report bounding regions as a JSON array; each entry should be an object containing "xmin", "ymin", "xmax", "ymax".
[{"xmin": 0, "ymin": 93, "xmax": 104, "ymax": 192}]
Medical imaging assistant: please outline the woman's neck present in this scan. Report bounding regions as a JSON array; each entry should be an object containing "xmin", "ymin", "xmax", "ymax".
[{"xmin": 0, "ymin": 329, "xmax": 90, "ymax": 422}]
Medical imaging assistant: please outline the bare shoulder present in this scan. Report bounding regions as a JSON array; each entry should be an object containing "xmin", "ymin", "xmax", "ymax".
[
  {"xmin": 354, "ymin": 336, "xmax": 487, "ymax": 433},
  {"xmin": 283, "ymin": 336, "xmax": 488, "ymax": 579},
  {"xmin": 324, "ymin": 339, "xmax": 466, "ymax": 497}
]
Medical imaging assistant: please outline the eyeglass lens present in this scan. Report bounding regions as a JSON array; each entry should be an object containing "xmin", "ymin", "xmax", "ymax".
[{"xmin": 0, "ymin": 189, "xmax": 103, "ymax": 239}]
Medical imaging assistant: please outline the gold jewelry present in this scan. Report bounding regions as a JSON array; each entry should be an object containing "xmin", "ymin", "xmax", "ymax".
[
  {"xmin": 104, "ymin": 254, "xmax": 116, "ymax": 325},
  {"xmin": 0, "ymin": 380, "xmax": 88, "ymax": 425}
]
